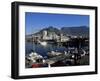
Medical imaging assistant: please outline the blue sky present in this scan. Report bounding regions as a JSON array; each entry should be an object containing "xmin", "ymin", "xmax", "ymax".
[{"xmin": 25, "ymin": 12, "xmax": 89, "ymax": 35}]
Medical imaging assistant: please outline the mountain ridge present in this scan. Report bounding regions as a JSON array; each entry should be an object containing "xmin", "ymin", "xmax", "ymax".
[{"xmin": 26, "ymin": 26, "xmax": 89, "ymax": 37}]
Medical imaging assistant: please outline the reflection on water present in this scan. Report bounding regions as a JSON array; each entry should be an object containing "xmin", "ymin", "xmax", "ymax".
[{"xmin": 25, "ymin": 42, "xmax": 68, "ymax": 57}]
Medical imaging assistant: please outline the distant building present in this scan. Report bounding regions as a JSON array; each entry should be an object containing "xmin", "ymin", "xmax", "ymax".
[
  {"xmin": 43, "ymin": 30, "xmax": 47, "ymax": 39},
  {"xmin": 42, "ymin": 30, "xmax": 57, "ymax": 40},
  {"xmin": 36, "ymin": 30, "xmax": 70, "ymax": 42},
  {"xmin": 60, "ymin": 34, "xmax": 70, "ymax": 42}
]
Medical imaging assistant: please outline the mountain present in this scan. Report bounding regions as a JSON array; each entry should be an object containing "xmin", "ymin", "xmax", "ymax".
[
  {"xmin": 34, "ymin": 26, "xmax": 60, "ymax": 35},
  {"xmin": 27, "ymin": 26, "xmax": 89, "ymax": 37},
  {"xmin": 61, "ymin": 26, "xmax": 89, "ymax": 37}
]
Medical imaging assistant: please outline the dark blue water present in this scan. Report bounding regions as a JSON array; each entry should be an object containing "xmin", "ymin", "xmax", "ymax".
[{"xmin": 25, "ymin": 42, "xmax": 68, "ymax": 57}]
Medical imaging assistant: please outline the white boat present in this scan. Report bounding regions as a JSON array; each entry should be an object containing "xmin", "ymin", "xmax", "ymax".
[
  {"xmin": 38, "ymin": 40, "xmax": 47, "ymax": 46},
  {"xmin": 27, "ymin": 52, "xmax": 45, "ymax": 63},
  {"xmin": 47, "ymin": 51, "xmax": 63, "ymax": 57}
]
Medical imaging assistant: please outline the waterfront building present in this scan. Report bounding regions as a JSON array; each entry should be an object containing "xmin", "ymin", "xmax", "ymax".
[{"xmin": 60, "ymin": 34, "xmax": 70, "ymax": 42}]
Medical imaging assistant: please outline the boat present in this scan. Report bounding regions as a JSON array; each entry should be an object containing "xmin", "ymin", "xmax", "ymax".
[
  {"xmin": 25, "ymin": 51, "xmax": 47, "ymax": 68},
  {"xmin": 47, "ymin": 50, "xmax": 63, "ymax": 57},
  {"xmin": 38, "ymin": 40, "xmax": 47, "ymax": 46}
]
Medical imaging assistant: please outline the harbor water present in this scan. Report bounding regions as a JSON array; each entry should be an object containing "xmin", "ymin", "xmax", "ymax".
[{"xmin": 25, "ymin": 42, "xmax": 68, "ymax": 57}]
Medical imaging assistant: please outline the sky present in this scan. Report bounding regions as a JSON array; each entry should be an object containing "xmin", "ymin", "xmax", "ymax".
[{"xmin": 25, "ymin": 12, "xmax": 89, "ymax": 35}]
